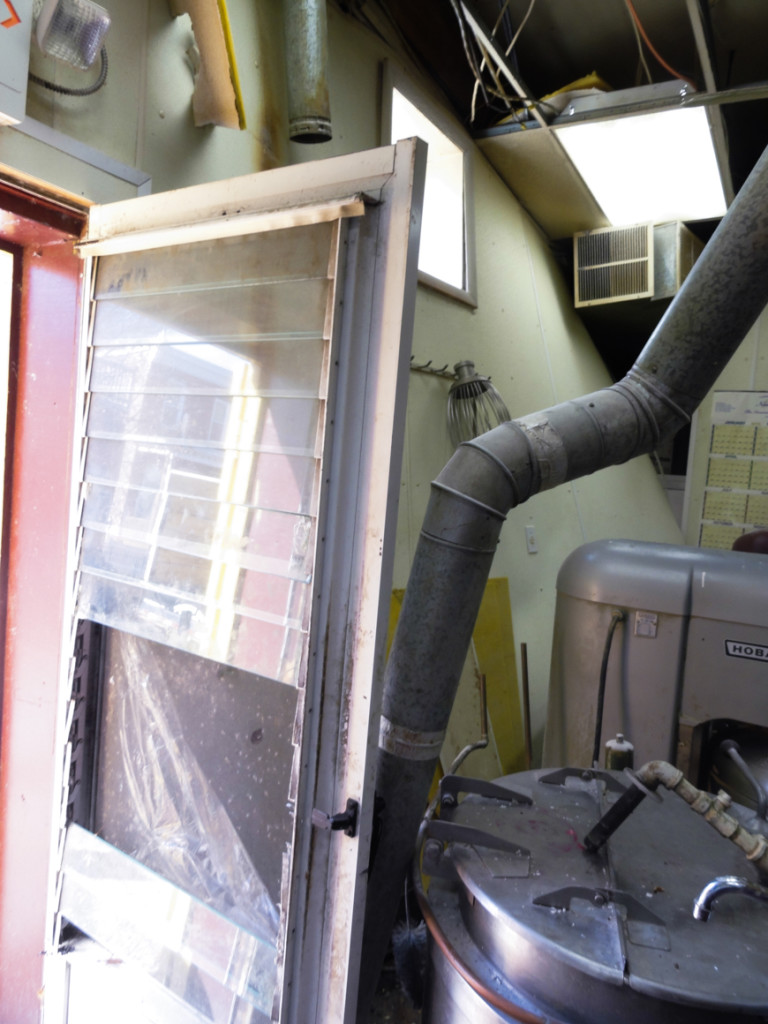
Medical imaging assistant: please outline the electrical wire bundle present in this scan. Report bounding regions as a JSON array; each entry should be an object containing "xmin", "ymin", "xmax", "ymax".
[
  {"xmin": 449, "ymin": 0, "xmax": 545, "ymax": 123},
  {"xmin": 449, "ymin": 0, "xmax": 700, "ymax": 128}
]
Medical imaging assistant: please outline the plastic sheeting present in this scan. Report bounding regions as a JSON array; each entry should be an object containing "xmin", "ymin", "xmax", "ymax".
[{"xmin": 112, "ymin": 633, "xmax": 279, "ymax": 946}]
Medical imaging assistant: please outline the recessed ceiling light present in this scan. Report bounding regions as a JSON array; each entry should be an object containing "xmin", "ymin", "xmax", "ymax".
[{"xmin": 555, "ymin": 106, "xmax": 727, "ymax": 225}]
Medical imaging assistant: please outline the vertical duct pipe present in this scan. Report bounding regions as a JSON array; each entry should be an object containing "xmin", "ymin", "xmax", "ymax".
[
  {"xmin": 356, "ymin": 143, "xmax": 768, "ymax": 1018},
  {"xmin": 283, "ymin": 0, "xmax": 332, "ymax": 143}
]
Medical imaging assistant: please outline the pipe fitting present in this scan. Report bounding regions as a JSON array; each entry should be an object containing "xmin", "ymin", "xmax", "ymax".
[
  {"xmin": 584, "ymin": 760, "xmax": 768, "ymax": 878},
  {"xmin": 283, "ymin": 0, "xmax": 332, "ymax": 143},
  {"xmin": 636, "ymin": 760, "xmax": 684, "ymax": 791}
]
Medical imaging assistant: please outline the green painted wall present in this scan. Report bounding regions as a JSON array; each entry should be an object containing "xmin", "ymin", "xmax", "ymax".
[{"xmin": 2, "ymin": 0, "xmax": 685, "ymax": 756}]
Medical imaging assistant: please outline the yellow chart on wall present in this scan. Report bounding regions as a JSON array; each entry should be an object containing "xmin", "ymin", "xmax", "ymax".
[{"xmin": 699, "ymin": 391, "xmax": 768, "ymax": 549}]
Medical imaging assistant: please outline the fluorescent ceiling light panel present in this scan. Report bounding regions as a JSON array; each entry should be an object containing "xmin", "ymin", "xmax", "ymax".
[{"xmin": 555, "ymin": 106, "xmax": 727, "ymax": 225}]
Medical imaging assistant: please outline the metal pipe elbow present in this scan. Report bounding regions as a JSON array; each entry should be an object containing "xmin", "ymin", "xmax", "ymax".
[
  {"xmin": 431, "ymin": 373, "xmax": 690, "ymax": 540},
  {"xmin": 693, "ymin": 875, "xmax": 768, "ymax": 921},
  {"xmin": 635, "ymin": 760, "xmax": 685, "ymax": 791}
]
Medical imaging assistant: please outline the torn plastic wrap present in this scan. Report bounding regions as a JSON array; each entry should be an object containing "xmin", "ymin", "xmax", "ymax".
[
  {"xmin": 112, "ymin": 633, "xmax": 279, "ymax": 984},
  {"xmin": 59, "ymin": 824, "xmax": 278, "ymax": 1022}
]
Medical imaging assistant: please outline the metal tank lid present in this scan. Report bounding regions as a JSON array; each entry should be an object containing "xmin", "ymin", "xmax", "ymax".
[
  {"xmin": 422, "ymin": 768, "xmax": 768, "ymax": 1024},
  {"xmin": 556, "ymin": 539, "xmax": 768, "ymax": 625}
]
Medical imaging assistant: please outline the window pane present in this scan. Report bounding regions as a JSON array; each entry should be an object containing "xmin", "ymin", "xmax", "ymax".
[
  {"xmin": 391, "ymin": 87, "xmax": 465, "ymax": 289},
  {"xmin": 91, "ymin": 278, "xmax": 331, "ymax": 345},
  {"xmin": 89, "ymin": 337, "xmax": 327, "ymax": 396},
  {"xmin": 86, "ymin": 393, "xmax": 323, "ymax": 453},
  {"xmin": 93, "ymin": 221, "xmax": 336, "ymax": 297},
  {"xmin": 84, "ymin": 439, "xmax": 319, "ymax": 515},
  {"xmin": 76, "ymin": 222, "xmax": 339, "ymax": 684}
]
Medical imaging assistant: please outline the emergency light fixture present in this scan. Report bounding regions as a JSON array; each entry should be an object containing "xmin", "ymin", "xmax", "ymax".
[{"xmin": 34, "ymin": 0, "xmax": 109, "ymax": 69}]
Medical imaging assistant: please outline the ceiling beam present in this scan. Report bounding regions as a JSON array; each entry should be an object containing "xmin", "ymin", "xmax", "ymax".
[{"xmin": 685, "ymin": 0, "xmax": 735, "ymax": 204}]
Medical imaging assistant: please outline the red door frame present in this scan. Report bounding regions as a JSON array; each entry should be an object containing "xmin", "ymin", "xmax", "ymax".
[{"xmin": 0, "ymin": 178, "xmax": 86, "ymax": 1023}]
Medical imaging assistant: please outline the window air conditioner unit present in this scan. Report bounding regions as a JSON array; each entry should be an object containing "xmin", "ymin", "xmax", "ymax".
[{"xmin": 574, "ymin": 221, "xmax": 703, "ymax": 308}]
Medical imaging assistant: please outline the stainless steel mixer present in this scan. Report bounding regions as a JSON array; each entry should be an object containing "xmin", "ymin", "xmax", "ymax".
[{"xmin": 544, "ymin": 539, "xmax": 768, "ymax": 789}]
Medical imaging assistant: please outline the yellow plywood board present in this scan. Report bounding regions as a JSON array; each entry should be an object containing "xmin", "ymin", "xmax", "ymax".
[
  {"xmin": 388, "ymin": 578, "xmax": 524, "ymax": 782},
  {"xmin": 471, "ymin": 577, "xmax": 526, "ymax": 775}
]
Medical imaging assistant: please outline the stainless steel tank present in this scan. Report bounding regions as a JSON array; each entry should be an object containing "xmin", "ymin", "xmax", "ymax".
[{"xmin": 419, "ymin": 768, "xmax": 768, "ymax": 1023}]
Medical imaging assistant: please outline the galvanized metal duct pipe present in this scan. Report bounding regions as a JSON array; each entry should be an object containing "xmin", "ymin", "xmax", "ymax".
[
  {"xmin": 357, "ymin": 143, "xmax": 768, "ymax": 1018},
  {"xmin": 283, "ymin": 0, "xmax": 332, "ymax": 143}
]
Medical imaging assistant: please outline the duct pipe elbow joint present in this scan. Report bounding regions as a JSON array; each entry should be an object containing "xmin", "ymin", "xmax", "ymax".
[{"xmin": 424, "ymin": 483, "xmax": 506, "ymax": 554}]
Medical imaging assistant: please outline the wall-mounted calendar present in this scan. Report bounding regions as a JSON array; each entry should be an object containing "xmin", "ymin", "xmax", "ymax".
[{"xmin": 699, "ymin": 391, "xmax": 768, "ymax": 548}]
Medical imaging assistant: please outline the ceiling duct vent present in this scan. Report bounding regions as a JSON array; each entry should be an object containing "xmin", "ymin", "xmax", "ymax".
[{"xmin": 574, "ymin": 222, "xmax": 704, "ymax": 308}]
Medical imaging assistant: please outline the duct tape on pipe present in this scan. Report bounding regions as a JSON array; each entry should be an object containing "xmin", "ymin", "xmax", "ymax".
[
  {"xmin": 378, "ymin": 716, "xmax": 445, "ymax": 761},
  {"xmin": 519, "ymin": 415, "xmax": 569, "ymax": 489}
]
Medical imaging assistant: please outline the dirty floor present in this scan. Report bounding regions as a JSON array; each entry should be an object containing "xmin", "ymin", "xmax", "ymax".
[{"xmin": 369, "ymin": 969, "xmax": 421, "ymax": 1024}]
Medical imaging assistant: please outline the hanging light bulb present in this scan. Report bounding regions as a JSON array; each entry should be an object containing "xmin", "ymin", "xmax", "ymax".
[{"xmin": 446, "ymin": 360, "xmax": 511, "ymax": 448}]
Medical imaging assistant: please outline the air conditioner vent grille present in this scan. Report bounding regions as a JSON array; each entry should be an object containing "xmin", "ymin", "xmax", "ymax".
[
  {"xmin": 576, "ymin": 224, "xmax": 649, "ymax": 267},
  {"xmin": 577, "ymin": 261, "xmax": 650, "ymax": 305},
  {"xmin": 574, "ymin": 223, "xmax": 653, "ymax": 307}
]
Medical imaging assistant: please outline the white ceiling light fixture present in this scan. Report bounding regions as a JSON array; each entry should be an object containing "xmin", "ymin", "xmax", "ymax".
[{"xmin": 553, "ymin": 88, "xmax": 728, "ymax": 226}]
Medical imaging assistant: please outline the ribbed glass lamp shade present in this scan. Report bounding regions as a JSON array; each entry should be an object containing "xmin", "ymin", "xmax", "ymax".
[
  {"xmin": 35, "ymin": 0, "xmax": 110, "ymax": 69},
  {"xmin": 447, "ymin": 360, "xmax": 511, "ymax": 447}
]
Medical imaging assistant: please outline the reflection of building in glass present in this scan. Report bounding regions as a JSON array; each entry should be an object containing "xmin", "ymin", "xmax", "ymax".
[{"xmin": 78, "ymin": 224, "xmax": 336, "ymax": 685}]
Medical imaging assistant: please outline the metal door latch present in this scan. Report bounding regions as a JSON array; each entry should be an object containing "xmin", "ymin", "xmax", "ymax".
[{"xmin": 311, "ymin": 798, "xmax": 358, "ymax": 837}]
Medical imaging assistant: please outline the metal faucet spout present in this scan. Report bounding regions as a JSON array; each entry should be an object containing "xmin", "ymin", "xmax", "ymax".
[{"xmin": 693, "ymin": 875, "xmax": 768, "ymax": 921}]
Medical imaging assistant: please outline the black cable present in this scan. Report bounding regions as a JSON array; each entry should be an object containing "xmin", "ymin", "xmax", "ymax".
[
  {"xmin": 592, "ymin": 610, "xmax": 626, "ymax": 769},
  {"xmin": 29, "ymin": 46, "xmax": 108, "ymax": 97}
]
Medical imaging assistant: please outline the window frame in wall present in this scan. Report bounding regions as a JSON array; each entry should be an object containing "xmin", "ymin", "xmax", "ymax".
[
  {"xmin": 0, "ymin": 174, "xmax": 88, "ymax": 1024},
  {"xmin": 382, "ymin": 61, "xmax": 478, "ymax": 308}
]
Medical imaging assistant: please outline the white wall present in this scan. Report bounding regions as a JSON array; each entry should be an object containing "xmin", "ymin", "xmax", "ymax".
[{"xmin": 4, "ymin": 0, "xmax": 684, "ymax": 756}]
